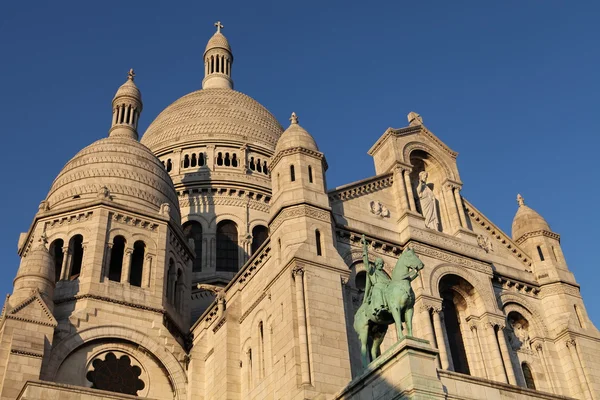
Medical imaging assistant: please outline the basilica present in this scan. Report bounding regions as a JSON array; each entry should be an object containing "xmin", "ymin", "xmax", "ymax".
[{"xmin": 1, "ymin": 23, "xmax": 599, "ymax": 400}]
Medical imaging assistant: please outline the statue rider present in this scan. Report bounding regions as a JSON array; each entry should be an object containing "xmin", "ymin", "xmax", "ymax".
[{"xmin": 361, "ymin": 235, "xmax": 391, "ymax": 318}]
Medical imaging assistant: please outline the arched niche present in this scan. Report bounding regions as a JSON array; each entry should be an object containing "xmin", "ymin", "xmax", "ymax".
[
  {"xmin": 408, "ymin": 149, "xmax": 448, "ymax": 231},
  {"xmin": 429, "ymin": 264, "xmax": 494, "ymax": 312}
]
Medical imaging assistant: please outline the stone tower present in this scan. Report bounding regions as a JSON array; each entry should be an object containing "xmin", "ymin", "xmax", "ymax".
[{"xmin": 2, "ymin": 72, "xmax": 193, "ymax": 399}]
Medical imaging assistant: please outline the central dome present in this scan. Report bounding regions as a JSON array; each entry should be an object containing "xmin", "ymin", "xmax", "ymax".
[{"xmin": 141, "ymin": 88, "xmax": 283, "ymax": 153}]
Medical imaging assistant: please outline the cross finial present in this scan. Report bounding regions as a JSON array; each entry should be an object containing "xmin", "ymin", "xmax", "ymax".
[
  {"xmin": 128, "ymin": 68, "xmax": 135, "ymax": 81},
  {"xmin": 290, "ymin": 112, "xmax": 298, "ymax": 124},
  {"xmin": 214, "ymin": 21, "xmax": 224, "ymax": 33},
  {"xmin": 517, "ymin": 194, "xmax": 525, "ymax": 207}
]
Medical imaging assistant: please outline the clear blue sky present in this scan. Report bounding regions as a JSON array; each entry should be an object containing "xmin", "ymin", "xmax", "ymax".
[{"xmin": 1, "ymin": 2, "xmax": 599, "ymax": 325}]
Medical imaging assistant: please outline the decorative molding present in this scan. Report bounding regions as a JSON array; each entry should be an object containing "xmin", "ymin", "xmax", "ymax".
[
  {"xmin": 204, "ymin": 347, "xmax": 215, "ymax": 361},
  {"xmin": 328, "ymin": 174, "xmax": 393, "ymax": 202},
  {"xmin": 463, "ymin": 199, "xmax": 532, "ymax": 267},
  {"xmin": 212, "ymin": 316, "xmax": 227, "ymax": 333},
  {"xmin": 539, "ymin": 282, "xmax": 581, "ymax": 298},
  {"xmin": 239, "ymin": 291, "xmax": 267, "ymax": 323},
  {"xmin": 270, "ymin": 146, "xmax": 326, "ymax": 170},
  {"xmin": 516, "ymin": 230, "xmax": 561, "ymax": 245},
  {"xmin": 409, "ymin": 242, "xmax": 492, "ymax": 276},
  {"xmin": 111, "ymin": 212, "xmax": 159, "ymax": 232},
  {"xmin": 237, "ymin": 245, "xmax": 271, "ymax": 285},
  {"xmin": 270, "ymin": 204, "xmax": 330, "ymax": 233},
  {"xmin": 44, "ymin": 211, "xmax": 93, "ymax": 228},
  {"xmin": 336, "ymin": 230, "xmax": 402, "ymax": 264},
  {"xmin": 10, "ymin": 349, "xmax": 43, "ymax": 358},
  {"xmin": 369, "ymin": 200, "xmax": 390, "ymax": 218},
  {"xmin": 494, "ymin": 276, "xmax": 540, "ymax": 297}
]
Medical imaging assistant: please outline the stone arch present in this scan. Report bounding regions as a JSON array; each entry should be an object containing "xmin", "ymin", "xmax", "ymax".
[
  {"xmin": 428, "ymin": 264, "xmax": 494, "ymax": 311},
  {"xmin": 181, "ymin": 214, "xmax": 210, "ymax": 232},
  {"xmin": 402, "ymin": 142, "xmax": 456, "ymax": 181},
  {"xmin": 44, "ymin": 325, "xmax": 187, "ymax": 399},
  {"xmin": 209, "ymin": 213, "xmax": 244, "ymax": 231},
  {"xmin": 107, "ymin": 227, "xmax": 133, "ymax": 243},
  {"xmin": 249, "ymin": 219, "xmax": 269, "ymax": 231},
  {"xmin": 499, "ymin": 292, "xmax": 548, "ymax": 337},
  {"xmin": 131, "ymin": 232, "xmax": 157, "ymax": 252}
]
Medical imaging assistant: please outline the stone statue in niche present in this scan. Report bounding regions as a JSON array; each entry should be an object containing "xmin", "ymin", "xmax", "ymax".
[
  {"xmin": 416, "ymin": 171, "xmax": 439, "ymax": 230},
  {"xmin": 477, "ymin": 234, "xmax": 493, "ymax": 253},
  {"xmin": 369, "ymin": 200, "xmax": 390, "ymax": 218},
  {"xmin": 353, "ymin": 235, "xmax": 424, "ymax": 368},
  {"xmin": 508, "ymin": 314, "xmax": 531, "ymax": 351}
]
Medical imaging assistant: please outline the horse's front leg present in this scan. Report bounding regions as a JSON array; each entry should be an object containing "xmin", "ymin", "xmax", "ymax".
[
  {"xmin": 404, "ymin": 306, "xmax": 414, "ymax": 337},
  {"xmin": 390, "ymin": 306, "xmax": 404, "ymax": 341},
  {"xmin": 358, "ymin": 328, "xmax": 370, "ymax": 368}
]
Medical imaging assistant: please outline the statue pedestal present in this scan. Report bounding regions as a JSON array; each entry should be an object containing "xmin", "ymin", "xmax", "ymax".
[{"xmin": 333, "ymin": 337, "xmax": 445, "ymax": 400}]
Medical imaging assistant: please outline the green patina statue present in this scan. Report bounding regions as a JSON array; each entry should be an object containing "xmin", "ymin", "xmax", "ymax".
[{"xmin": 353, "ymin": 234, "xmax": 424, "ymax": 368}]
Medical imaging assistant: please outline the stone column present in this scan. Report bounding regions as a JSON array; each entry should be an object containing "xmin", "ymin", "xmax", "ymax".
[
  {"xmin": 486, "ymin": 323, "xmax": 508, "ymax": 383},
  {"xmin": 469, "ymin": 323, "xmax": 489, "ymax": 379},
  {"xmin": 566, "ymin": 339, "xmax": 593, "ymax": 400},
  {"xmin": 392, "ymin": 166, "xmax": 410, "ymax": 213},
  {"xmin": 112, "ymin": 107, "xmax": 118, "ymax": 125},
  {"xmin": 420, "ymin": 305, "xmax": 439, "ymax": 368},
  {"xmin": 453, "ymin": 186, "xmax": 468, "ymax": 228},
  {"xmin": 403, "ymin": 170, "xmax": 417, "ymax": 211},
  {"xmin": 534, "ymin": 342, "xmax": 556, "ymax": 394},
  {"xmin": 102, "ymin": 243, "xmax": 113, "ymax": 282},
  {"xmin": 59, "ymin": 245, "xmax": 70, "ymax": 281},
  {"xmin": 143, "ymin": 254, "xmax": 153, "ymax": 288},
  {"xmin": 292, "ymin": 266, "xmax": 311, "ymax": 385},
  {"xmin": 497, "ymin": 325, "xmax": 517, "ymax": 385},
  {"xmin": 206, "ymin": 145, "xmax": 215, "ymax": 171},
  {"xmin": 121, "ymin": 248, "xmax": 133, "ymax": 284},
  {"xmin": 432, "ymin": 308, "xmax": 452, "ymax": 370}
]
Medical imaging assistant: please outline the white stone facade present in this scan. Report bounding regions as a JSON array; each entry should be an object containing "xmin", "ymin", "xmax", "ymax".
[{"xmin": 1, "ymin": 24, "xmax": 599, "ymax": 400}]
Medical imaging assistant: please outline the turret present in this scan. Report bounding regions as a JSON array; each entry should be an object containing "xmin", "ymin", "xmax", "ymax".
[
  {"xmin": 10, "ymin": 233, "xmax": 55, "ymax": 311},
  {"xmin": 511, "ymin": 194, "xmax": 574, "ymax": 284},
  {"xmin": 109, "ymin": 69, "xmax": 143, "ymax": 139},
  {"xmin": 202, "ymin": 21, "xmax": 233, "ymax": 89}
]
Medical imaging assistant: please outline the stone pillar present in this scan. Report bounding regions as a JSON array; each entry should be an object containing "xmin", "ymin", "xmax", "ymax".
[
  {"xmin": 497, "ymin": 325, "xmax": 517, "ymax": 385},
  {"xmin": 121, "ymin": 248, "xmax": 133, "ymax": 284},
  {"xmin": 207, "ymin": 145, "xmax": 215, "ymax": 171},
  {"xmin": 469, "ymin": 323, "xmax": 489, "ymax": 379},
  {"xmin": 102, "ymin": 243, "xmax": 113, "ymax": 281},
  {"xmin": 432, "ymin": 308, "xmax": 452, "ymax": 370},
  {"xmin": 143, "ymin": 254, "xmax": 153, "ymax": 288},
  {"xmin": 421, "ymin": 305, "xmax": 439, "ymax": 368},
  {"xmin": 59, "ymin": 245, "xmax": 70, "ymax": 281},
  {"xmin": 566, "ymin": 339, "xmax": 593, "ymax": 400},
  {"xmin": 292, "ymin": 266, "xmax": 311, "ymax": 385},
  {"xmin": 403, "ymin": 170, "xmax": 417, "ymax": 211},
  {"xmin": 392, "ymin": 166, "xmax": 410, "ymax": 213},
  {"xmin": 486, "ymin": 323, "xmax": 508, "ymax": 383},
  {"xmin": 112, "ymin": 107, "xmax": 118, "ymax": 125},
  {"xmin": 441, "ymin": 183, "xmax": 461, "ymax": 231},
  {"xmin": 534, "ymin": 342, "xmax": 556, "ymax": 394},
  {"xmin": 453, "ymin": 186, "xmax": 468, "ymax": 228}
]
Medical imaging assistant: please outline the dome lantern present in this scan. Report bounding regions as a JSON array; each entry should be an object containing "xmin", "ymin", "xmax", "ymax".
[
  {"xmin": 202, "ymin": 21, "xmax": 234, "ymax": 90},
  {"xmin": 110, "ymin": 69, "xmax": 143, "ymax": 139}
]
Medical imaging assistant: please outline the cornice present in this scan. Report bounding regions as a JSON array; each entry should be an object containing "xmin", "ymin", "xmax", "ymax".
[
  {"xmin": 515, "ymin": 230, "xmax": 560, "ymax": 245},
  {"xmin": 270, "ymin": 146, "xmax": 327, "ymax": 170},
  {"xmin": 328, "ymin": 173, "xmax": 393, "ymax": 202}
]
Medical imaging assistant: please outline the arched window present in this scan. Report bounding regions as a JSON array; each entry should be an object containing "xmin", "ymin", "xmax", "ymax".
[
  {"xmin": 251, "ymin": 225, "xmax": 268, "ymax": 254},
  {"xmin": 129, "ymin": 241, "xmax": 145, "ymax": 287},
  {"xmin": 259, "ymin": 322, "xmax": 265, "ymax": 378},
  {"xmin": 86, "ymin": 352, "xmax": 145, "ymax": 395},
  {"xmin": 183, "ymin": 154, "xmax": 190, "ymax": 168},
  {"xmin": 69, "ymin": 235, "xmax": 84, "ymax": 280},
  {"xmin": 263, "ymin": 161, "xmax": 268, "ymax": 175},
  {"xmin": 108, "ymin": 236, "xmax": 126, "ymax": 282},
  {"xmin": 308, "ymin": 166, "xmax": 313, "ymax": 183},
  {"xmin": 224, "ymin": 152, "xmax": 231, "ymax": 166},
  {"xmin": 232, "ymin": 154, "xmax": 238, "ymax": 167},
  {"xmin": 166, "ymin": 258, "xmax": 175, "ymax": 303},
  {"xmin": 191, "ymin": 153, "xmax": 197, "ymax": 167},
  {"xmin": 174, "ymin": 269, "xmax": 183, "ymax": 312},
  {"xmin": 315, "ymin": 230, "xmax": 322, "ymax": 256},
  {"xmin": 355, "ymin": 270, "xmax": 366, "ymax": 291},
  {"xmin": 442, "ymin": 296, "xmax": 470, "ymax": 374},
  {"xmin": 256, "ymin": 159, "xmax": 262, "ymax": 173},
  {"xmin": 217, "ymin": 152, "xmax": 223, "ymax": 166},
  {"xmin": 183, "ymin": 221, "xmax": 203, "ymax": 272},
  {"xmin": 50, "ymin": 239, "xmax": 64, "ymax": 283},
  {"xmin": 250, "ymin": 157, "xmax": 256, "ymax": 171},
  {"xmin": 199, "ymin": 153, "xmax": 205, "ymax": 166},
  {"xmin": 216, "ymin": 220, "xmax": 238, "ymax": 272},
  {"xmin": 522, "ymin": 363, "xmax": 536, "ymax": 389},
  {"xmin": 537, "ymin": 246, "xmax": 544, "ymax": 261},
  {"xmin": 290, "ymin": 165, "xmax": 295, "ymax": 182},
  {"xmin": 166, "ymin": 159, "xmax": 172, "ymax": 172}
]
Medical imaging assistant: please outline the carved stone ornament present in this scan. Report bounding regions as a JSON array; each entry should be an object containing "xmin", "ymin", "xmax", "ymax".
[
  {"xmin": 369, "ymin": 200, "xmax": 390, "ymax": 218},
  {"xmin": 416, "ymin": 171, "xmax": 440, "ymax": 230},
  {"xmin": 159, "ymin": 203, "xmax": 171, "ymax": 217},
  {"xmin": 97, "ymin": 186, "xmax": 112, "ymax": 200},
  {"xmin": 407, "ymin": 111, "xmax": 423, "ymax": 126},
  {"xmin": 38, "ymin": 200, "xmax": 50, "ymax": 212},
  {"xmin": 477, "ymin": 234, "xmax": 493, "ymax": 253}
]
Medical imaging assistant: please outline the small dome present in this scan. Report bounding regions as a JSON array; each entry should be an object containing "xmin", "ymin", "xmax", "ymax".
[
  {"xmin": 275, "ymin": 112, "xmax": 319, "ymax": 154},
  {"xmin": 113, "ymin": 69, "xmax": 141, "ymax": 103},
  {"xmin": 141, "ymin": 89, "xmax": 283, "ymax": 153},
  {"xmin": 511, "ymin": 194, "xmax": 551, "ymax": 241},
  {"xmin": 46, "ymin": 137, "xmax": 181, "ymax": 223},
  {"xmin": 205, "ymin": 32, "xmax": 231, "ymax": 54}
]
